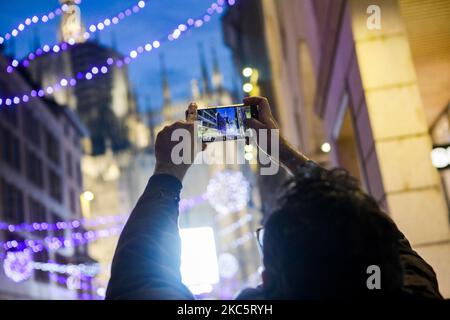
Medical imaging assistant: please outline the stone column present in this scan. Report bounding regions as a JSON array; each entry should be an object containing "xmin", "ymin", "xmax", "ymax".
[{"xmin": 350, "ymin": 0, "xmax": 450, "ymax": 296}]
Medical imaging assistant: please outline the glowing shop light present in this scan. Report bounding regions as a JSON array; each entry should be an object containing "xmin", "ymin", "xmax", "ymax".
[
  {"xmin": 431, "ymin": 147, "xmax": 450, "ymax": 169},
  {"xmin": 179, "ymin": 227, "xmax": 219, "ymax": 294},
  {"xmin": 242, "ymin": 67, "xmax": 253, "ymax": 77},
  {"xmin": 82, "ymin": 191, "xmax": 95, "ymax": 201},
  {"xmin": 321, "ymin": 142, "xmax": 331, "ymax": 153},
  {"xmin": 243, "ymin": 83, "xmax": 253, "ymax": 93}
]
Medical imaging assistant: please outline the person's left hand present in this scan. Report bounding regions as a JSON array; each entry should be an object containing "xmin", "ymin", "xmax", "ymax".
[{"xmin": 153, "ymin": 102, "xmax": 203, "ymax": 181}]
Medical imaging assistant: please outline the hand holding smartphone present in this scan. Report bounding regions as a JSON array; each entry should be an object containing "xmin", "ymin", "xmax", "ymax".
[{"xmin": 186, "ymin": 103, "xmax": 259, "ymax": 143}]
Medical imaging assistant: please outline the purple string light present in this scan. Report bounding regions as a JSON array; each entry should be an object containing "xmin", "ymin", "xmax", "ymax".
[
  {"xmin": 53, "ymin": 274, "xmax": 91, "ymax": 290},
  {"xmin": 0, "ymin": 189, "xmax": 210, "ymax": 233},
  {"xmin": 0, "ymin": 170, "xmax": 238, "ymax": 236},
  {"xmin": 0, "ymin": 0, "xmax": 82, "ymax": 46},
  {"xmin": 0, "ymin": 214, "xmax": 127, "ymax": 233},
  {"xmin": 0, "ymin": 191, "xmax": 209, "ymax": 253},
  {"xmin": 0, "ymin": 0, "xmax": 237, "ymax": 106},
  {"xmin": 6, "ymin": 0, "xmax": 147, "ymax": 72},
  {"xmin": 2, "ymin": 252, "xmax": 101, "ymax": 293},
  {"xmin": 51, "ymin": 274, "xmax": 105, "ymax": 299},
  {"xmin": 179, "ymin": 194, "xmax": 208, "ymax": 213},
  {"xmin": 1, "ymin": 225, "xmax": 123, "ymax": 253}
]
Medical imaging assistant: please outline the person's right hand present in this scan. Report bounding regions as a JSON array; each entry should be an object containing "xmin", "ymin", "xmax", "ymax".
[
  {"xmin": 153, "ymin": 103, "xmax": 202, "ymax": 181},
  {"xmin": 243, "ymin": 96, "xmax": 279, "ymax": 132},
  {"xmin": 243, "ymin": 96, "xmax": 282, "ymax": 158},
  {"xmin": 243, "ymin": 96, "xmax": 309, "ymax": 172}
]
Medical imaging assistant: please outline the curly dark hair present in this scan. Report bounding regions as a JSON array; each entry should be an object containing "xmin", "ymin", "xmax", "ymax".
[{"xmin": 262, "ymin": 162, "xmax": 403, "ymax": 299}]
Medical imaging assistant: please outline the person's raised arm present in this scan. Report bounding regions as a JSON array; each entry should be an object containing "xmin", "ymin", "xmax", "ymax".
[{"xmin": 106, "ymin": 104, "xmax": 201, "ymax": 300}]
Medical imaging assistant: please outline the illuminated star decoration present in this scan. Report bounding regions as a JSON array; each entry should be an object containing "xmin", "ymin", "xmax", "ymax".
[{"xmin": 206, "ymin": 170, "xmax": 250, "ymax": 215}]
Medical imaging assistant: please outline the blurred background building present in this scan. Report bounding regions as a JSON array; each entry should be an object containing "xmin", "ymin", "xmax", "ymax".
[
  {"xmin": 20, "ymin": 0, "xmax": 153, "ymax": 291},
  {"xmin": 0, "ymin": 51, "xmax": 95, "ymax": 299}
]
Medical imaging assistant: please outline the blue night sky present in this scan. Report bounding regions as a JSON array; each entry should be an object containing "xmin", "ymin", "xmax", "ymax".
[{"xmin": 0, "ymin": 0, "xmax": 237, "ymax": 112}]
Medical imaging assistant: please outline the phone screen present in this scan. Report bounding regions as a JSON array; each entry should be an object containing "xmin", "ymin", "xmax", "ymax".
[{"xmin": 196, "ymin": 104, "xmax": 256, "ymax": 143}]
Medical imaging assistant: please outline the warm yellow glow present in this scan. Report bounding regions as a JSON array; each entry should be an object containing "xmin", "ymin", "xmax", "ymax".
[
  {"xmin": 321, "ymin": 142, "xmax": 331, "ymax": 153},
  {"xmin": 244, "ymin": 144, "xmax": 253, "ymax": 152},
  {"xmin": 82, "ymin": 191, "xmax": 95, "ymax": 201},
  {"xmin": 244, "ymin": 152, "xmax": 253, "ymax": 161},
  {"xmin": 242, "ymin": 67, "xmax": 253, "ymax": 77},
  {"xmin": 243, "ymin": 83, "xmax": 253, "ymax": 93}
]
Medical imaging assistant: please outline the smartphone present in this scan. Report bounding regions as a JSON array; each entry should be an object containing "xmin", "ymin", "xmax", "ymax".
[{"xmin": 190, "ymin": 104, "xmax": 259, "ymax": 143}]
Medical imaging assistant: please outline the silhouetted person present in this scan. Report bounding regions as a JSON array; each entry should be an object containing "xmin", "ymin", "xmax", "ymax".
[{"xmin": 106, "ymin": 97, "xmax": 442, "ymax": 300}]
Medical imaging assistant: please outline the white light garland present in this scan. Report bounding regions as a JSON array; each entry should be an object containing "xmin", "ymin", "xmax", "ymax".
[
  {"xmin": 32, "ymin": 261, "xmax": 101, "ymax": 277},
  {"xmin": 0, "ymin": 0, "xmax": 235, "ymax": 105},
  {"xmin": 7, "ymin": 0, "xmax": 148, "ymax": 72}
]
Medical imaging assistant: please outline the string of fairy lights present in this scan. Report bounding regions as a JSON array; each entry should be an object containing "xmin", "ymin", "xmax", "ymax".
[
  {"xmin": 3, "ymin": 250, "xmax": 100, "ymax": 281},
  {"xmin": 3, "ymin": 250, "xmax": 104, "ymax": 298},
  {"xmin": 0, "ymin": 0, "xmax": 237, "ymax": 106},
  {"xmin": 6, "ymin": 0, "xmax": 148, "ymax": 72},
  {"xmin": 0, "ymin": 0, "xmax": 254, "ymax": 293},
  {"xmin": 2, "ymin": 225, "xmax": 123, "ymax": 252},
  {"xmin": 0, "ymin": 170, "xmax": 251, "ymax": 284},
  {"xmin": 0, "ymin": 192, "xmax": 215, "ymax": 236},
  {"xmin": 0, "ymin": 170, "xmax": 248, "ymax": 251},
  {"xmin": 0, "ymin": 214, "xmax": 127, "ymax": 233}
]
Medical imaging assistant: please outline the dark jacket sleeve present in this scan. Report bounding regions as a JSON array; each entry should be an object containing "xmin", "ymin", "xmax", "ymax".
[
  {"xmin": 105, "ymin": 174, "xmax": 195, "ymax": 300},
  {"xmin": 395, "ymin": 229, "xmax": 443, "ymax": 299}
]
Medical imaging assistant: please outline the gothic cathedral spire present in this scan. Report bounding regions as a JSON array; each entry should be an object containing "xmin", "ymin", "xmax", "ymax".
[
  {"xmin": 159, "ymin": 53, "xmax": 171, "ymax": 107},
  {"xmin": 198, "ymin": 43, "xmax": 211, "ymax": 96},
  {"xmin": 211, "ymin": 45, "xmax": 224, "ymax": 95}
]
